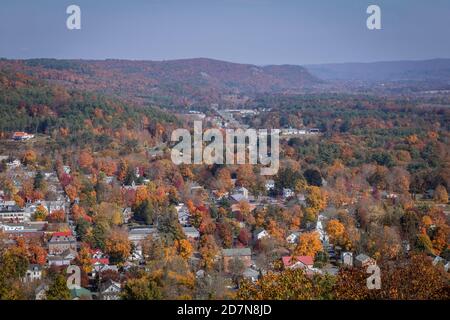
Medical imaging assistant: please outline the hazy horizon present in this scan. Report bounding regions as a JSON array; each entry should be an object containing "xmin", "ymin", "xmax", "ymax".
[
  {"xmin": 2, "ymin": 56, "xmax": 450, "ymax": 67},
  {"xmin": 1, "ymin": 0, "xmax": 450, "ymax": 65}
]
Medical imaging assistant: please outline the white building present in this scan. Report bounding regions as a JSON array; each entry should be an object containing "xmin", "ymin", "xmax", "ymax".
[
  {"xmin": 283, "ymin": 188, "xmax": 295, "ymax": 199},
  {"xmin": 176, "ymin": 203, "xmax": 190, "ymax": 226},
  {"xmin": 23, "ymin": 265, "xmax": 43, "ymax": 283},
  {"xmin": 265, "ymin": 180, "xmax": 275, "ymax": 191}
]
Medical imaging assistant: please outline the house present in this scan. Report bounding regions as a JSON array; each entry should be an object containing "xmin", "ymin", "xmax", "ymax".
[
  {"xmin": 92, "ymin": 257, "xmax": 110, "ymax": 273},
  {"xmin": 282, "ymin": 256, "xmax": 314, "ymax": 270},
  {"xmin": 286, "ymin": 231, "xmax": 301, "ymax": 244},
  {"xmin": 230, "ymin": 187, "xmax": 249, "ymax": 202},
  {"xmin": 122, "ymin": 207, "xmax": 133, "ymax": 224},
  {"xmin": 432, "ymin": 256, "xmax": 447, "ymax": 270},
  {"xmin": 341, "ymin": 252, "xmax": 353, "ymax": 267},
  {"xmin": 23, "ymin": 264, "xmax": 43, "ymax": 283},
  {"xmin": 253, "ymin": 228, "xmax": 270, "ymax": 241},
  {"xmin": 183, "ymin": 226, "xmax": 200, "ymax": 240},
  {"xmin": 48, "ymin": 231, "xmax": 77, "ymax": 254},
  {"xmin": 6, "ymin": 159, "xmax": 21, "ymax": 168},
  {"xmin": 0, "ymin": 202, "xmax": 27, "ymax": 222},
  {"xmin": 12, "ymin": 132, "xmax": 34, "ymax": 141},
  {"xmin": 128, "ymin": 227, "xmax": 159, "ymax": 246},
  {"xmin": 283, "ymin": 188, "xmax": 295, "ymax": 199},
  {"xmin": 91, "ymin": 249, "xmax": 105, "ymax": 259},
  {"xmin": 35, "ymin": 283, "xmax": 49, "ymax": 300},
  {"xmin": 222, "ymin": 248, "xmax": 252, "ymax": 273},
  {"xmin": 0, "ymin": 222, "xmax": 45, "ymax": 240},
  {"xmin": 48, "ymin": 248, "xmax": 77, "ymax": 266},
  {"xmin": 354, "ymin": 253, "xmax": 376, "ymax": 268},
  {"xmin": 62, "ymin": 166, "xmax": 71, "ymax": 175},
  {"xmin": 29, "ymin": 200, "xmax": 67, "ymax": 218},
  {"xmin": 265, "ymin": 180, "xmax": 275, "ymax": 191},
  {"xmin": 97, "ymin": 264, "xmax": 119, "ymax": 275},
  {"xmin": 242, "ymin": 267, "xmax": 260, "ymax": 283},
  {"xmin": 176, "ymin": 203, "xmax": 190, "ymax": 226},
  {"xmin": 99, "ymin": 280, "xmax": 121, "ymax": 300}
]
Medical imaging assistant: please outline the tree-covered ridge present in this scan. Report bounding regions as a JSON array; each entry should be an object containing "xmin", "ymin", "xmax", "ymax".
[
  {"xmin": 0, "ymin": 69, "xmax": 179, "ymax": 149},
  {"xmin": 0, "ymin": 58, "xmax": 319, "ymax": 108}
]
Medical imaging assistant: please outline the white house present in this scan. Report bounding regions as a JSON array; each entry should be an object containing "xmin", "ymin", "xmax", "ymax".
[
  {"xmin": 122, "ymin": 207, "xmax": 133, "ymax": 224},
  {"xmin": 23, "ymin": 264, "xmax": 43, "ymax": 283},
  {"xmin": 341, "ymin": 252, "xmax": 353, "ymax": 267},
  {"xmin": 254, "ymin": 229, "xmax": 270, "ymax": 241},
  {"xmin": 99, "ymin": 280, "xmax": 121, "ymax": 300},
  {"xmin": 265, "ymin": 180, "xmax": 275, "ymax": 191},
  {"xmin": 243, "ymin": 267, "xmax": 260, "ymax": 283},
  {"xmin": 6, "ymin": 159, "xmax": 21, "ymax": 168},
  {"xmin": 283, "ymin": 188, "xmax": 295, "ymax": 199},
  {"xmin": 231, "ymin": 187, "xmax": 249, "ymax": 202},
  {"xmin": 286, "ymin": 232, "xmax": 301, "ymax": 244},
  {"xmin": 183, "ymin": 226, "xmax": 200, "ymax": 240},
  {"xmin": 47, "ymin": 249, "xmax": 77, "ymax": 267},
  {"xmin": 176, "ymin": 203, "xmax": 190, "ymax": 226},
  {"xmin": 35, "ymin": 284, "xmax": 49, "ymax": 300}
]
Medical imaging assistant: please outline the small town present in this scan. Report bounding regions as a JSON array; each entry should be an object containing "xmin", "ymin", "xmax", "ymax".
[{"xmin": 0, "ymin": 1, "xmax": 449, "ymax": 307}]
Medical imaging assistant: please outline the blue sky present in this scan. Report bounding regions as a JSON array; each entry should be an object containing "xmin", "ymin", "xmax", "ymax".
[{"xmin": 1, "ymin": 0, "xmax": 449, "ymax": 65}]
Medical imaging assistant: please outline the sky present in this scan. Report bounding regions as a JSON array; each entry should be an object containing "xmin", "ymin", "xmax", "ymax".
[{"xmin": 1, "ymin": 0, "xmax": 449, "ymax": 65}]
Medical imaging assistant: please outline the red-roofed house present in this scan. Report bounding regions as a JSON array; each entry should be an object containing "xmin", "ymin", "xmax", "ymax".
[
  {"xmin": 282, "ymin": 256, "xmax": 314, "ymax": 270},
  {"xmin": 48, "ymin": 231, "xmax": 77, "ymax": 254},
  {"xmin": 91, "ymin": 249, "xmax": 105, "ymax": 259},
  {"xmin": 12, "ymin": 132, "xmax": 34, "ymax": 141},
  {"xmin": 91, "ymin": 258, "xmax": 110, "ymax": 266}
]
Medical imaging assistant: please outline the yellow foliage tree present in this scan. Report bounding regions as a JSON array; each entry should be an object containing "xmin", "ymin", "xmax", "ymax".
[
  {"xmin": 326, "ymin": 219, "xmax": 345, "ymax": 244},
  {"xmin": 294, "ymin": 232, "xmax": 322, "ymax": 257}
]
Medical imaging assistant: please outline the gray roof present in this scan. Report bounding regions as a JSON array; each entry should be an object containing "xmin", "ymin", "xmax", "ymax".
[
  {"xmin": 355, "ymin": 253, "xmax": 371, "ymax": 262},
  {"xmin": 222, "ymin": 248, "xmax": 251, "ymax": 257},
  {"xmin": 243, "ymin": 268, "xmax": 259, "ymax": 278},
  {"xmin": 129, "ymin": 228, "xmax": 157, "ymax": 235}
]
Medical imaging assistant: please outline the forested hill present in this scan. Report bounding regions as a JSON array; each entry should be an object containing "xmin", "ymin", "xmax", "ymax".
[
  {"xmin": 0, "ymin": 58, "xmax": 319, "ymax": 107},
  {"xmin": 0, "ymin": 69, "xmax": 178, "ymax": 150},
  {"xmin": 305, "ymin": 58, "xmax": 450, "ymax": 82}
]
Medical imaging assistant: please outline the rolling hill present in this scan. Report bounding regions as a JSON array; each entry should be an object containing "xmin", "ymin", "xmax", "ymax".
[
  {"xmin": 305, "ymin": 58, "xmax": 450, "ymax": 82},
  {"xmin": 0, "ymin": 58, "xmax": 319, "ymax": 107}
]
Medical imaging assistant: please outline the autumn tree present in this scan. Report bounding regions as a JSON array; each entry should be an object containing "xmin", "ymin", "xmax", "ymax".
[
  {"xmin": 294, "ymin": 232, "xmax": 322, "ymax": 257},
  {"xmin": 47, "ymin": 209, "xmax": 66, "ymax": 223},
  {"xmin": 46, "ymin": 274, "xmax": 71, "ymax": 300},
  {"xmin": 237, "ymin": 269, "xmax": 334, "ymax": 300},
  {"xmin": 326, "ymin": 219, "xmax": 345, "ymax": 244},
  {"xmin": 305, "ymin": 186, "xmax": 327, "ymax": 221},
  {"xmin": 0, "ymin": 246, "xmax": 29, "ymax": 299},
  {"xmin": 79, "ymin": 150, "xmax": 94, "ymax": 170},
  {"xmin": 174, "ymin": 239, "xmax": 193, "ymax": 260},
  {"xmin": 76, "ymin": 245, "xmax": 93, "ymax": 274},
  {"xmin": 122, "ymin": 276, "xmax": 162, "ymax": 300},
  {"xmin": 27, "ymin": 243, "xmax": 47, "ymax": 265},
  {"xmin": 434, "ymin": 185, "xmax": 448, "ymax": 203},
  {"xmin": 22, "ymin": 150, "xmax": 37, "ymax": 166},
  {"xmin": 199, "ymin": 234, "xmax": 218, "ymax": 270},
  {"xmin": 34, "ymin": 205, "xmax": 48, "ymax": 221},
  {"xmin": 104, "ymin": 228, "xmax": 131, "ymax": 264}
]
